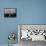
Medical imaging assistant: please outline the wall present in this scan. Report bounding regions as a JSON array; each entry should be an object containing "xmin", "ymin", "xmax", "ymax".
[{"xmin": 0, "ymin": 0, "xmax": 46, "ymax": 44}]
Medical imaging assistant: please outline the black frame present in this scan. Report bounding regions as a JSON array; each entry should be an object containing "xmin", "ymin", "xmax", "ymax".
[{"xmin": 4, "ymin": 8, "xmax": 17, "ymax": 18}]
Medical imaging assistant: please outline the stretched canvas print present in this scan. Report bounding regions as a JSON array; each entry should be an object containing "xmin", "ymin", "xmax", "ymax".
[
  {"xmin": 4, "ymin": 8, "xmax": 17, "ymax": 17},
  {"xmin": 19, "ymin": 25, "xmax": 46, "ymax": 41}
]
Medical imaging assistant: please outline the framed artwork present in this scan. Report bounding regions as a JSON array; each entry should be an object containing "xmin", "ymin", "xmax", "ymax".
[
  {"xmin": 4, "ymin": 8, "xmax": 17, "ymax": 17},
  {"xmin": 18, "ymin": 24, "xmax": 46, "ymax": 41}
]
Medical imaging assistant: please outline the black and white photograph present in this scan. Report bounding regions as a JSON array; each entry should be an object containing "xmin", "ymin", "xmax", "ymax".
[{"xmin": 4, "ymin": 8, "xmax": 17, "ymax": 17}]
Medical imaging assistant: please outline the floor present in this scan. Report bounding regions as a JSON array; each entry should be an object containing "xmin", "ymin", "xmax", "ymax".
[
  {"xmin": 0, "ymin": 40, "xmax": 46, "ymax": 46},
  {"xmin": 19, "ymin": 39, "xmax": 46, "ymax": 46},
  {"xmin": 0, "ymin": 44, "xmax": 18, "ymax": 46}
]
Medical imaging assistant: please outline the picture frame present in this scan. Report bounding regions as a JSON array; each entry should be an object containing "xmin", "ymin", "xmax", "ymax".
[{"xmin": 4, "ymin": 8, "xmax": 17, "ymax": 18}]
